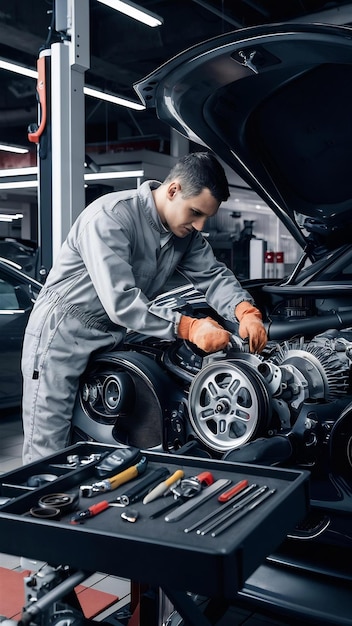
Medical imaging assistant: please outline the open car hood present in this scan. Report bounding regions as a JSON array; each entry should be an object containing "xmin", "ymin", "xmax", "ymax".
[{"xmin": 135, "ymin": 22, "xmax": 352, "ymax": 253}]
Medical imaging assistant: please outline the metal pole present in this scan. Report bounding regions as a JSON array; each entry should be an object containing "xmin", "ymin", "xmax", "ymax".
[
  {"xmin": 28, "ymin": 48, "xmax": 52, "ymax": 278},
  {"xmin": 51, "ymin": 0, "xmax": 90, "ymax": 263}
]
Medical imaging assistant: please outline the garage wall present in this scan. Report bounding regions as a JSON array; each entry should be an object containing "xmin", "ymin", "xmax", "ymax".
[{"xmin": 205, "ymin": 191, "xmax": 302, "ymax": 278}]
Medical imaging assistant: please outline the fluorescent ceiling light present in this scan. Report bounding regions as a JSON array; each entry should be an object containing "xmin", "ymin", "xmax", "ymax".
[
  {"xmin": 97, "ymin": 0, "xmax": 163, "ymax": 27},
  {"xmin": 85, "ymin": 170, "xmax": 144, "ymax": 181},
  {"xmin": 0, "ymin": 144, "xmax": 29, "ymax": 154},
  {"xmin": 0, "ymin": 167, "xmax": 144, "ymax": 189},
  {"xmin": 0, "ymin": 58, "xmax": 37, "ymax": 79},
  {"xmin": 0, "ymin": 60, "xmax": 144, "ymax": 110},
  {"xmin": 0, "ymin": 213, "xmax": 23, "ymax": 219},
  {"xmin": 0, "ymin": 166, "xmax": 143, "ymax": 179},
  {"xmin": 0, "ymin": 180, "xmax": 38, "ymax": 190},
  {"xmin": 0, "ymin": 167, "xmax": 38, "ymax": 177},
  {"xmin": 84, "ymin": 86, "xmax": 144, "ymax": 110}
]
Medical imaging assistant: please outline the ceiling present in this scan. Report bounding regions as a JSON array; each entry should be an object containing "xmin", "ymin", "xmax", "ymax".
[{"xmin": 1, "ymin": 0, "xmax": 352, "ymax": 159}]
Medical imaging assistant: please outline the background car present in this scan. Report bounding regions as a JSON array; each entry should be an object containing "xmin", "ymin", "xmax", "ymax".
[
  {"xmin": 72, "ymin": 22, "xmax": 352, "ymax": 625},
  {"xmin": 0, "ymin": 238, "xmax": 39, "ymax": 278},
  {"xmin": 0, "ymin": 257, "xmax": 41, "ymax": 408}
]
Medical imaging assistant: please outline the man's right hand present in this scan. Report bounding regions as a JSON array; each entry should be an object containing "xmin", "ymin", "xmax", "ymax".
[{"xmin": 177, "ymin": 315, "xmax": 231, "ymax": 353}]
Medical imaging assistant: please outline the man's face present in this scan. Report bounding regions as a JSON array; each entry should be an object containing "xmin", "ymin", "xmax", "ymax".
[{"xmin": 160, "ymin": 182, "xmax": 220, "ymax": 237}]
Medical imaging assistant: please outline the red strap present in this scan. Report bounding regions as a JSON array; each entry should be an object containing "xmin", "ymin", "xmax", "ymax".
[{"xmin": 28, "ymin": 56, "xmax": 47, "ymax": 143}]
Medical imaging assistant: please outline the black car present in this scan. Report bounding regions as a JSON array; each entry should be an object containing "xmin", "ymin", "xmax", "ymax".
[
  {"xmin": 71, "ymin": 23, "xmax": 352, "ymax": 625},
  {"xmin": 0, "ymin": 257, "xmax": 41, "ymax": 409},
  {"xmin": 0, "ymin": 238, "xmax": 39, "ymax": 278}
]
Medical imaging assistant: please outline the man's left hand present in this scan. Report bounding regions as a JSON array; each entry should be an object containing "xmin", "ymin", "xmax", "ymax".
[{"xmin": 235, "ymin": 301, "xmax": 267, "ymax": 353}]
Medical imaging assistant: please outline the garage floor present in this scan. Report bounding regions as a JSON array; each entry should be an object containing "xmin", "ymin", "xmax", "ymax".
[{"xmin": 0, "ymin": 409, "xmax": 295, "ymax": 625}]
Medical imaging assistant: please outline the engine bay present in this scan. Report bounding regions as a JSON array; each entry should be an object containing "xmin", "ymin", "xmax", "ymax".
[{"xmin": 75, "ymin": 329, "xmax": 352, "ymax": 494}]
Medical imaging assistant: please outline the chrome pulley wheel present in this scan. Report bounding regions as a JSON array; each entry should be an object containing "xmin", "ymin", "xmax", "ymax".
[{"xmin": 188, "ymin": 360, "xmax": 271, "ymax": 452}]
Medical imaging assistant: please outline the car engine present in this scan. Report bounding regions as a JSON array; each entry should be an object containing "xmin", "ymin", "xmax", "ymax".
[{"xmin": 73, "ymin": 328, "xmax": 352, "ymax": 482}]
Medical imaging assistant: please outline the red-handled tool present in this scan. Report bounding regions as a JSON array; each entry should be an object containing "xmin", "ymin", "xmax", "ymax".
[
  {"xmin": 218, "ymin": 479, "xmax": 249, "ymax": 503},
  {"xmin": 195, "ymin": 472, "xmax": 214, "ymax": 487},
  {"xmin": 70, "ymin": 500, "xmax": 110, "ymax": 525}
]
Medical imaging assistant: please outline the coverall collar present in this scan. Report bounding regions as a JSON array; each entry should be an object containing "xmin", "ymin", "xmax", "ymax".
[{"xmin": 139, "ymin": 180, "xmax": 167, "ymax": 235}]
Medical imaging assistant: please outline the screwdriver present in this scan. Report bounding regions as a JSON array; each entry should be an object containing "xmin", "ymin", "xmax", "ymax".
[{"xmin": 143, "ymin": 469, "xmax": 184, "ymax": 504}]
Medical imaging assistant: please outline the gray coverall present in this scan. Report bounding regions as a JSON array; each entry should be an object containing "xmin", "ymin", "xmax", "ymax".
[{"xmin": 21, "ymin": 180, "xmax": 253, "ymax": 464}]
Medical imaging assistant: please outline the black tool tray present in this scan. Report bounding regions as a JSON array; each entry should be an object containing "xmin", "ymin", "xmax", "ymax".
[{"xmin": 0, "ymin": 442, "xmax": 309, "ymax": 600}]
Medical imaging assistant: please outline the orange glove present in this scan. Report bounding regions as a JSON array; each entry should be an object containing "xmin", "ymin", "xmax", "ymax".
[
  {"xmin": 178, "ymin": 315, "xmax": 231, "ymax": 353},
  {"xmin": 235, "ymin": 301, "xmax": 267, "ymax": 353}
]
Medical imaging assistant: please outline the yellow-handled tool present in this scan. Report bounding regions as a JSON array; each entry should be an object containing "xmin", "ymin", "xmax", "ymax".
[
  {"xmin": 109, "ymin": 458, "xmax": 146, "ymax": 489},
  {"xmin": 80, "ymin": 456, "xmax": 147, "ymax": 497},
  {"xmin": 143, "ymin": 469, "xmax": 185, "ymax": 504}
]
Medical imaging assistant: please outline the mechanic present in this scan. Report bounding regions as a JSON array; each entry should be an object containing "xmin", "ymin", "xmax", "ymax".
[{"xmin": 21, "ymin": 151, "xmax": 267, "ymax": 464}]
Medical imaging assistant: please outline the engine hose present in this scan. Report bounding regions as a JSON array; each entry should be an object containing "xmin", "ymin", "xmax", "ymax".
[{"xmin": 266, "ymin": 310, "xmax": 352, "ymax": 341}]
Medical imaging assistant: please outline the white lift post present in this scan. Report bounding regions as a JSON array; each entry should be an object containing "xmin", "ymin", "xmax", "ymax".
[{"xmin": 50, "ymin": 0, "xmax": 90, "ymax": 264}]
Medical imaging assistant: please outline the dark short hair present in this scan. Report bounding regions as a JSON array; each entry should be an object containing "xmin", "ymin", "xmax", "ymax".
[{"xmin": 164, "ymin": 152, "xmax": 230, "ymax": 203}]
